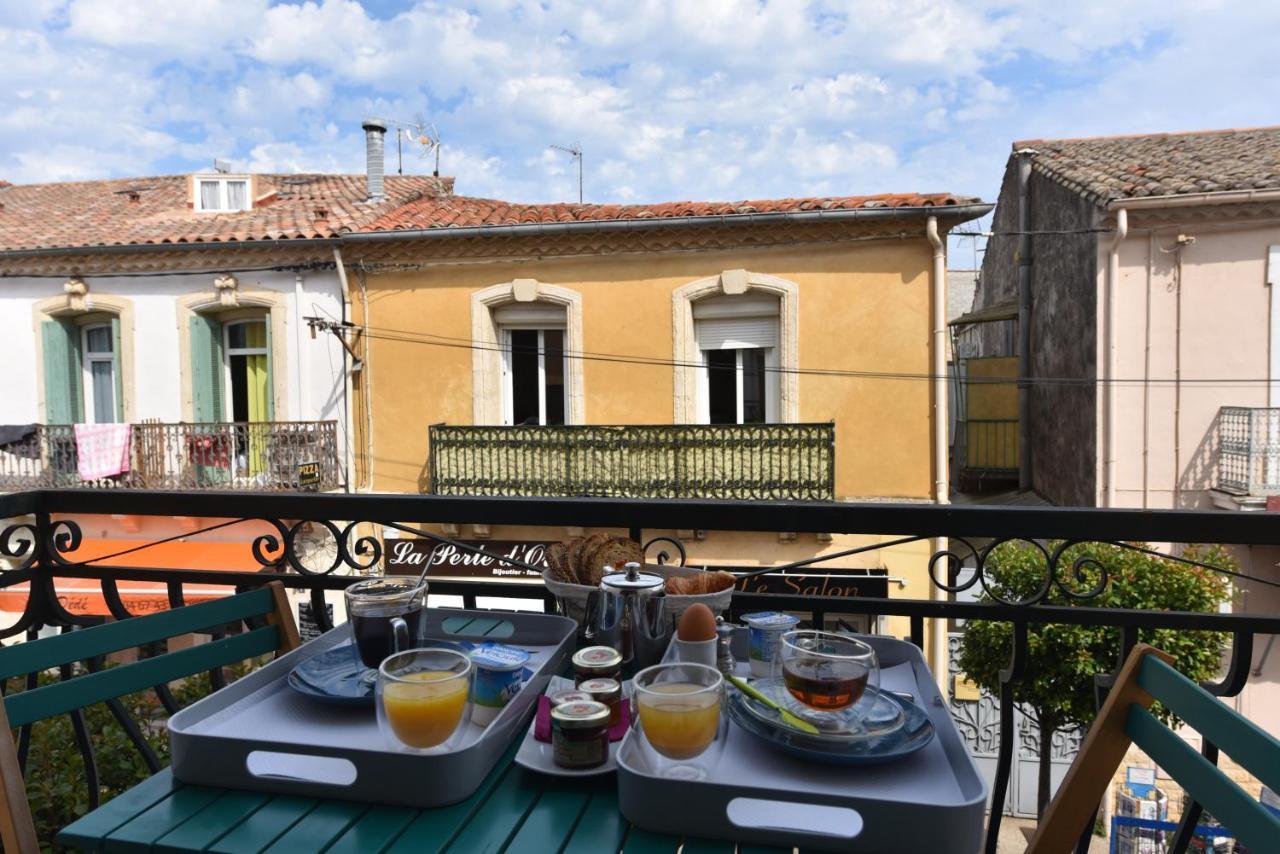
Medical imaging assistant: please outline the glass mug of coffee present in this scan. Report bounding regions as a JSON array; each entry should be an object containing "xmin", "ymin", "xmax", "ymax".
[{"xmin": 344, "ymin": 578, "xmax": 429, "ymax": 681}]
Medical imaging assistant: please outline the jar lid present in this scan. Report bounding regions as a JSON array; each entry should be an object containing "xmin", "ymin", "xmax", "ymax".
[
  {"xmin": 578, "ymin": 677, "xmax": 620, "ymax": 694},
  {"xmin": 600, "ymin": 561, "xmax": 664, "ymax": 591},
  {"xmin": 551, "ymin": 700, "xmax": 610, "ymax": 728},
  {"xmin": 548, "ymin": 690, "xmax": 593, "ymax": 707},
  {"xmin": 572, "ymin": 646, "xmax": 623, "ymax": 671}
]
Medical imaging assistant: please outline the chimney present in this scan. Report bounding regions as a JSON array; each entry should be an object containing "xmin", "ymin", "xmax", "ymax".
[{"xmin": 362, "ymin": 119, "xmax": 387, "ymax": 202}]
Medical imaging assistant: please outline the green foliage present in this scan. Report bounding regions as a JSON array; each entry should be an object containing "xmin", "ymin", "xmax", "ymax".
[
  {"xmin": 7, "ymin": 660, "xmax": 259, "ymax": 853},
  {"xmin": 956, "ymin": 542, "xmax": 1233, "ymax": 734}
]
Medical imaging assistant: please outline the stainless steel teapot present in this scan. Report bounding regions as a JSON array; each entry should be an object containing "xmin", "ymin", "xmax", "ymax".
[{"xmin": 583, "ymin": 561, "xmax": 671, "ymax": 675}]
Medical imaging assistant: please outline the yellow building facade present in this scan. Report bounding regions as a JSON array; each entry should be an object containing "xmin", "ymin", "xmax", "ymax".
[{"xmin": 347, "ymin": 202, "xmax": 988, "ymax": 674}]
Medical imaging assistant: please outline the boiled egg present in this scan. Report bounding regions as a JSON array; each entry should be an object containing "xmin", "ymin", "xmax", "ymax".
[{"xmin": 677, "ymin": 603, "xmax": 717, "ymax": 642}]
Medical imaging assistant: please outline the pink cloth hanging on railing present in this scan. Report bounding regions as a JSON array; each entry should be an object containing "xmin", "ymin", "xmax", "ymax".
[{"xmin": 74, "ymin": 423, "xmax": 132, "ymax": 480}]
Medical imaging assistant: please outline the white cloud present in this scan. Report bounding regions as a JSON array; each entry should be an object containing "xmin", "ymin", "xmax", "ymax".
[{"xmin": 0, "ymin": 0, "xmax": 1277, "ymax": 205}]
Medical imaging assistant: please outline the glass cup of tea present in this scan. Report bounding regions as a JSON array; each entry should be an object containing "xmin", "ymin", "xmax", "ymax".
[
  {"xmin": 377, "ymin": 648, "xmax": 472, "ymax": 752},
  {"xmin": 344, "ymin": 577, "xmax": 428, "ymax": 683},
  {"xmin": 776, "ymin": 630, "xmax": 879, "ymax": 718},
  {"xmin": 632, "ymin": 662, "xmax": 724, "ymax": 780}
]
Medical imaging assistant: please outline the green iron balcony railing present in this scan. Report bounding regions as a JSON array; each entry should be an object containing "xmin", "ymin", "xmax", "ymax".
[{"xmin": 427, "ymin": 422, "xmax": 836, "ymax": 500}]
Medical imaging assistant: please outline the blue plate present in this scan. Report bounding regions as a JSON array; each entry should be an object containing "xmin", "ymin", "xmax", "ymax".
[
  {"xmin": 727, "ymin": 685, "xmax": 935, "ymax": 765},
  {"xmin": 287, "ymin": 640, "xmax": 533, "ymax": 707}
]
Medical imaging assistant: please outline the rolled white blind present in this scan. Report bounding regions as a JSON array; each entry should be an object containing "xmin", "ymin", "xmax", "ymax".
[
  {"xmin": 492, "ymin": 303, "xmax": 567, "ymax": 329},
  {"xmin": 694, "ymin": 294, "xmax": 779, "ymax": 349},
  {"xmin": 696, "ymin": 316, "xmax": 778, "ymax": 350}
]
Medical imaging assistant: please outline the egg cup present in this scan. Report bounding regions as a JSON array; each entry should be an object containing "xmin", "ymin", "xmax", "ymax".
[{"xmin": 673, "ymin": 637, "xmax": 718, "ymax": 667}]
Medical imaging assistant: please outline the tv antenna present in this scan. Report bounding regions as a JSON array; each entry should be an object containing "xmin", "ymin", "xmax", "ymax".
[
  {"xmin": 549, "ymin": 142, "xmax": 583, "ymax": 204},
  {"xmin": 368, "ymin": 115, "xmax": 441, "ymax": 176}
]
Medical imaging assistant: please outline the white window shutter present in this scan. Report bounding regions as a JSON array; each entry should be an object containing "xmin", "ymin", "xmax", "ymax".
[{"xmin": 696, "ymin": 316, "xmax": 778, "ymax": 350}]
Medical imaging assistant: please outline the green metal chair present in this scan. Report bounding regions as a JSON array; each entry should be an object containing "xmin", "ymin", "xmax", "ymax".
[
  {"xmin": 1028, "ymin": 643, "xmax": 1280, "ymax": 853},
  {"xmin": 0, "ymin": 582, "xmax": 299, "ymax": 853}
]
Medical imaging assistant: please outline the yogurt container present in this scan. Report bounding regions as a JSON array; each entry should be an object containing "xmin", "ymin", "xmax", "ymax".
[
  {"xmin": 741, "ymin": 611, "xmax": 802, "ymax": 677},
  {"xmin": 469, "ymin": 642, "xmax": 531, "ymax": 726}
]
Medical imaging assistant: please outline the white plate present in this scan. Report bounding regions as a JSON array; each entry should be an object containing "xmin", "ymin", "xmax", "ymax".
[{"xmin": 513, "ymin": 676, "xmax": 629, "ymax": 777}]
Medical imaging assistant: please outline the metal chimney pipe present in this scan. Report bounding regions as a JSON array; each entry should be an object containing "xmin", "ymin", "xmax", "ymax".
[{"xmin": 362, "ymin": 120, "xmax": 387, "ymax": 202}]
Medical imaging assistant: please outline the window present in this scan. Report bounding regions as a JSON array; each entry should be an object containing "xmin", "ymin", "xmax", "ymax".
[
  {"xmin": 81, "ymin": 324, "xmax": 118, "ymax": 424},
  {"xmin": 195, "ymin": 176, "xmax": 251, "ymax": 212},
  {"xmin": 694, "ymin": 294, "xmax": 779, "ymax": 424},
  {"xmin": 494, "ymin": 303, "xmax": 567, "ymax": 425},
  {"xmin": 188, "ymin": 313, "xmax": 273, "ymax": 424},
  {"xmin": 40, "ymin": 316, "xmax": 122, "ymax": 424},
  {"xmin": 224, "ymin": 319, "xmax": 271, "ymax": 423}
]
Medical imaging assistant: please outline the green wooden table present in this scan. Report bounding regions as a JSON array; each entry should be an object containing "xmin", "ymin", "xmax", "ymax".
[{"xmin": 57, "ymin": 741, "xmax": 790, "ymax": 853}]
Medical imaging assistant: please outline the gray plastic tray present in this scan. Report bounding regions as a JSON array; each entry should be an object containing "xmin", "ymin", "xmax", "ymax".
[
  {"xmin": 169, "ymin": 608, "xmax": 576, "ymax": 808},
  {"xmin": 617, "ymin": 630, "xmax": 988, "ymax": 853}
]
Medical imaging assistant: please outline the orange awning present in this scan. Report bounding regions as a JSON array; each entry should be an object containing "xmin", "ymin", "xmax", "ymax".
[{"xmin": 0, "ymin": 538, "xmax": 280, "ymax": 617}]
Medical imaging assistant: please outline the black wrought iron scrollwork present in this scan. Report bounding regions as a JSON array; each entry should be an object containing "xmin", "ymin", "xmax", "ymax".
[
  {"xmin": 46, "ymin": 519, "xmax": 83, "ymax": 565},
  {"xmin": 1049, "ymin": 540, "xmax": 1109, "ymax": 601},
  {"xmin": 642, "ymin": 536, "xmax": 686, "ymax": 567},
  {"xmin": 339, "ymin": 521, "xmax": 383, "ymax": 573},
  {"xmin": 0, "ymin": 521, "xmax": 38, "ymax": 570}
]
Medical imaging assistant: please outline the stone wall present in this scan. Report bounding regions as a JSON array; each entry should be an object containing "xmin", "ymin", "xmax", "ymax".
[{"xmin": 974, "ymin": 156, "xmax": 1101, "ymax": 506}]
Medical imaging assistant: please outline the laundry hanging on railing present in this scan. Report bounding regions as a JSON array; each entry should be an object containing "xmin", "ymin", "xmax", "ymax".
[
  {"xmin": 185, "ymin": 432, "xmax": 232, "ymax": 467},
  {"xmin": 0, "ymin": 424, "xmax": 39, "ymax": 459},
  {"xmin": 74, "ymin": 423, "xmax": 132, "ymax": 480}
]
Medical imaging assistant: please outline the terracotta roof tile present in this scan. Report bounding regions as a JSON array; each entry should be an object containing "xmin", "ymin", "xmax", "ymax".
[
  {"xmin": 1015, "ymin": 126, "xmax": 1280, "ymax": 204},
  {"xmin": 362, "ymin": 191, "xmax": 972, "ymax": 233},
  {"xmin": 0, "ymin": 173, "xmax": 452, "ymax": 252}
]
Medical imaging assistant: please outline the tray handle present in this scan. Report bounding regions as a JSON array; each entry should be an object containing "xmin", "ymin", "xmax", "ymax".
[
  {"xmin": 725, "ymin": 797, "xmax": 863, "ymax": 841},
  {"xmin": 245, "ymin": 750, "xmax": 358, "ymax": 788}
]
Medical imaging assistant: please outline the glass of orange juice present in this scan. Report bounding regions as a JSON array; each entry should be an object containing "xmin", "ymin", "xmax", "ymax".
[
  {"xmin": 632, "ymin": 662, "xmax": 724, "ymax": 780},
  {"xmin": 377, "ymin": 649, "xmax": 472, "ymax": 752}
]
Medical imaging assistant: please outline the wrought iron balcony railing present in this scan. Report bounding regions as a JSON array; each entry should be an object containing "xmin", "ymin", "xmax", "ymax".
[
  {"xmin": 1216, "ymin": 406, "xmax": 1280, "ymax": 495},
  {"xmin": 0, "ymin": 421, "xmax": 341, "ymax": 492},
  {"xmin": 428, "ymin": 422, "xmax": 835, "ymax": 500},
  {"xmin": 2, "ymin": 488, "xmax": 1279, "ymax": 853}
]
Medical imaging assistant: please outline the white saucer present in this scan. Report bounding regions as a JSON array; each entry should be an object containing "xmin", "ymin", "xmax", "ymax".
[{"xmin": 512, "ymin": 675, "xmax": 629, "ymax": 777}]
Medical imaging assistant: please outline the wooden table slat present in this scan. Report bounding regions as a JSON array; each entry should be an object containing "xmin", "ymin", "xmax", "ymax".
[
  {"xmin": 437, "ymin": 765, "xmax": 542, "ymax": 854},
  {"xmin": 320, "ymin": 805, "xmax": 418, "ymax": 854},
  {"xmin": 382, "ymin": 742, "xmax": 522, "ymax": 853},
  {"xmin": 620, "ymin": 824, "xmax": 680, "ymax": 853},
  {"xmin": 679, "ymin": 836, "xmax": 738, "ymax": 853},
  {"xmin": 202, "ymin": 795, "xmax": 317, "ymax": 854},
  {"xmin": 103, "ymin": 786, "xmax": 223, "ymax": 853},
  {"xmin": 155, "ymin": 791, "xmax": 271, "ymax": 854},
  {"xmin": 262, "ymin": 800, "xmax": 367, "ymax": 853},
  {"xmin": 561, "ymin": 786, "xmax": 629, "ymax": 854},
  {"xmin": 57, "ymin": 769, "xmax": 182, "ymax": 850},
  {"xmin": 502, "ymin": 778, "xmax": 593, "ymax": 852}
]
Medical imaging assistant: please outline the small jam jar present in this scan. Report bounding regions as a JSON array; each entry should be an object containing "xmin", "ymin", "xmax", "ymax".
[
  {"xmin": 548, "ymin": 689, "xmax": 592, "ymax": 707},
  {"xmin": 551, "ymin": 700, "xmax": 611, "ymax": 770},
  {"xmin": 577, "ymin": 677, "xmax": 622, "ymax": 725},
  {"xmin": 572, "ymin": 646, "xmax": 623, "ymax": 686}
]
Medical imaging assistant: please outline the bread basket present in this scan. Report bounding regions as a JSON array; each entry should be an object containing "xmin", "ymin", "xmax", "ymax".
[{"xmin": 543, "ymin": 562, "xmax": 734, "ymax": 629}]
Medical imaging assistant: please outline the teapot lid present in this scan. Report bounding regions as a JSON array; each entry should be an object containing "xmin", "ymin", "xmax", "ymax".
[{"xmin": 600, "ymin": 561, "xmax": 664, "ymax": 592}]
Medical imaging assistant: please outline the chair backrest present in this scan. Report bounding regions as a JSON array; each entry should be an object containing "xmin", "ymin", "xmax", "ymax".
[
  {"xmin": 1027, "ymin": 643, "xmax": 1280, "ymax": 854},
  {"xmin": 0, "ymin": 581, "xmax": 299, "ymax": 854}
]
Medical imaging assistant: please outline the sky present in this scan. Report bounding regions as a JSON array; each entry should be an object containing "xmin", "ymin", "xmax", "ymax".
[{"xmin": 1, "ymin": 0, "xmax": 1278, "ymax": 209}]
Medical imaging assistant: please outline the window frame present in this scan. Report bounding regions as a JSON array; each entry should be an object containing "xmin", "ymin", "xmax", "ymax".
[
  {"xmin": 500, "ymin": 327, "xmax": 568, "ymax": 426},
  {"xmin": 80, "ymin": 321, "xmax": 118, "ymax": 424},
  {"xmin": 222, "ymin": 317, "xmax": 270, "ymax": 423},
  {"xmin": 193, "ymin": 176, "xmax": 252, "ymax": 212},
  {"xmin": 697, "ymin": 345, "xmax": 779, "ymax": 425}
]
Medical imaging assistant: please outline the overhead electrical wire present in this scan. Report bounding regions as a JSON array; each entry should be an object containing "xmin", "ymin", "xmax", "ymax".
[{"xmin": 337, "ymin": 320, "xmax": 1280, "ymax": 389}]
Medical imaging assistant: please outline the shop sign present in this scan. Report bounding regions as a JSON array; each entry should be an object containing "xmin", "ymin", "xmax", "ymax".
[{"xmin": 385, "ymin": 538, "xmax": 550, "ymax": 579}]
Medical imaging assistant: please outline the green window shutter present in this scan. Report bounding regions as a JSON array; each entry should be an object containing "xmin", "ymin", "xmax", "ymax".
[
  {"xmin": 42, "ymin": 319, "xmax": 83, "ymax": 423},
  {"xmin": 111, "ymin": 315, "xmax": 124, "ymax": 422},
  {"xmin": 189, "ymin": 314, "xmax": 224, "ymax": 422}
]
